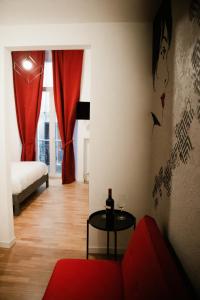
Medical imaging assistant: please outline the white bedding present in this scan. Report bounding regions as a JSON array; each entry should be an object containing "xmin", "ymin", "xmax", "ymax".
[{"xmin": 11, "ymin": 161, "xmax": 48, "ymax": 195}]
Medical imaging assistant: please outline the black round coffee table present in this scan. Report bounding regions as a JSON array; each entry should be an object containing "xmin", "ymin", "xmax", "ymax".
[{"xmin": 87, "ymin": 209, "xmax": 136, "ymax": 259}]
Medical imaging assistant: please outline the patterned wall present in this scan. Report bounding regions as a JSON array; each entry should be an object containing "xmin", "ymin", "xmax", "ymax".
[{"xmin": 151, "ymin": 0, "xmax": 200, "ymax": 296}]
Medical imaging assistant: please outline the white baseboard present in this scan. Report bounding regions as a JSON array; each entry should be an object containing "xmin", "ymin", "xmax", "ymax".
[
  {"xmin": 0, "ymin": 238, "xmax": 16, "ymax": 248},
  {"xmin": 89, "ymin": 247, "xmax": 125, "ymax": 255}
]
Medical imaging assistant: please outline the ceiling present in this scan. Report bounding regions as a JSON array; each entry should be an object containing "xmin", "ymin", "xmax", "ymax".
[{"xmin": 0, "ymin": 0, "xmax": 161, "ymax": 25}]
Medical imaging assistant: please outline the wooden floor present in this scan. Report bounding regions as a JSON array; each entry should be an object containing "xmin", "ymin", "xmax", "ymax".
[{"xmin": 0, "ymin": 179, "xmax": 89, "ymax": 300}]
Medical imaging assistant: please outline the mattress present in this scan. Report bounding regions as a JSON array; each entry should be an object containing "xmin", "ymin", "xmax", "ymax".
[{"xmin": 11, "ymin": 161, "xmax": 48, "ymax": 195}]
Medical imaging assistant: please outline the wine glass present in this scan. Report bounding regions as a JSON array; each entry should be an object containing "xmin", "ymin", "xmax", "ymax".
[
  {"xmin": 118, "ymin": 202, "xmax": 125, "ymax": 220},
  {"xmin": 101, "ymin": 205, "xmax": 107, "ymax": 219}
]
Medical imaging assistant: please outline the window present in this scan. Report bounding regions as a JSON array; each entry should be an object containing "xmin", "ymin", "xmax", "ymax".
[
  {"xmin": 37, "ymin": 55, "xmax": 63, "ymax": 176},
  {"xmin": 37, "ymin": 91, "xmax": 50, "ymax": 167},
  {"xmin": 55, "ymin": 122, "xmax": 62, "ymax": 174}
]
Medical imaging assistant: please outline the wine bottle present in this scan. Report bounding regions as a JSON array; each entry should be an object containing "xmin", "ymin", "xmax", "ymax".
[
  {"xmin": 106, "ymin": 188, "xmax": 114, "ymax": 225},
  {"xmin": 106, "ymin": 188, "xmax": 114, "ymax": 212}
]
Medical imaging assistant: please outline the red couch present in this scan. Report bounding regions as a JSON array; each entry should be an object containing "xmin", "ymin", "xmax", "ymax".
[{"xmin": 42, "ymin": 216, "xmax": 193, "ymax": 300}]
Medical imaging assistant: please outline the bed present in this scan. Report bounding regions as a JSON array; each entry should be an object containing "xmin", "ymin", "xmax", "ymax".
[{"xmin": 11, "ymin": 161, "xmax": 49, "ymax": 216}]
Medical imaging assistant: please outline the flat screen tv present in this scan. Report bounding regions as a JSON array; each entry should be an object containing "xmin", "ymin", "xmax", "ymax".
[{"xmin": 76, "ymin": 101, "xmax": 90, "ymax": 120}]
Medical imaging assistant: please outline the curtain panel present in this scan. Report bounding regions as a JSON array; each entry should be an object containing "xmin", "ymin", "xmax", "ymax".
[
  {"xmin": 52, "ymin": 50, "xmax": 84, "ymax": 184},
  {"xmin": 12, "ymin": 51, "xmax": 45, "ymax": 161}
]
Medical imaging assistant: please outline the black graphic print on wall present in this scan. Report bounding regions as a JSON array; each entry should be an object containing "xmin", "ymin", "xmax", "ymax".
[
  {"xmin": 192, "ymin": 39, "xmax": 200, "ymax": 96},
  {"xmin": 152, "ymin": 0, "xmax": 172, "ymax": 87},
  {"xmin": 190, "ymin": 0, "xmax": 200, "ymax": 26},
  {"xmin": 152, "ymin": 3, "xmax": 200, "ymax": 208},
  {"xmin": 175, "ymin": 101, "xmax": 194, "ymax": 164},
  {"xmin": 151, "ymin": 112, "xmax": 161, "ymax": 131},
  {"xmin": 152, "ymin": 100, "xmax": 195, "ymax": 206},
  {"xmin": 196, "ymin": 99, "xmax": 200, "ymax": 121},
  {"xmin": 152, "ymin": 0, "xmax": 172, "ymax": 129}
]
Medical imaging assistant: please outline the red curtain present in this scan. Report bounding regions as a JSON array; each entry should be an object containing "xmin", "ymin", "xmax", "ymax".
[
  {"xmin": 12, "ymin": 51, "xmax": 45, "ymax": 161},
  {"xmin": 52, "ymin": 50, "xmax": 83, "ymax": 184}
]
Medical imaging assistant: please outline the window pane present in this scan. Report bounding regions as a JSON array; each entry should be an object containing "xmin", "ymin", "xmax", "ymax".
[
  {"xmin": 38, "ymin": 122, "xmax": 49, "ymax": 140},
  {"xmin": 55, "ymin": 122, "xmax": 63, "ymax": 174},
  {"xmin": 43, "ymin": 62, "xmax": 53, "ymax": 87},
  {"xmin": 55, "ymin": 140, "xmax": 63, "ymax": 174},
  {"xmin": 40, "ymin": 91, "xmax": 50, "ymax": 119},
  {"xmin": 55, "ymin": 121, "xmax": 61, "ymax": 140},
  {"xmin": 38, "ymin": 140, "xmax": 50, "ymax": 165},
  {"xmin": 37, "ymin": 91, "xmax": 50, "ymax": 167}
]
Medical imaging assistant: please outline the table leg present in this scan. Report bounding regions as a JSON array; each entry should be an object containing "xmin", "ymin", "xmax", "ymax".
[
  {"xmin": 86, "ymin": 219, "xmax": 89, "ymax": 259},
  {"xmin": 107, "ymin": 231, "xmax": 110, "ymax": 256},
  {"xmin": 114, "ymin": 231, "xmax": 117, "ymax": 260}
]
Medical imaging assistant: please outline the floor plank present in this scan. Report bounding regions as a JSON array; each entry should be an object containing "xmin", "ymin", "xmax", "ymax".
[{"xmin": 0, "ymin": 179, "xmax": 89, "ymax": 300}]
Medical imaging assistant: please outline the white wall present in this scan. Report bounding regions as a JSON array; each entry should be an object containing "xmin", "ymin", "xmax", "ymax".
[
  {"xmin": 0, "ymin": 47, "xmax": 15, "ymax": 247},
  {"xmin": 8, "ymin": 57, "xmax": 21, "ymax": 161},
  {"xmin": 74, "ymin": 48, "xmax": 91, "ymax": 182},
  {"xmin": 0, "ymin": 22, "xmax": 153, "ymax": 250},
  {"xmin": 89, "ymin": 24, "xmax": 153, "ymax": 250}
]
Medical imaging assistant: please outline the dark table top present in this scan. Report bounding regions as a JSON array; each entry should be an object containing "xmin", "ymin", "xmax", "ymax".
[{"xmin": 88, "ymin": 209, "xmax": 136, "ymax": 232}]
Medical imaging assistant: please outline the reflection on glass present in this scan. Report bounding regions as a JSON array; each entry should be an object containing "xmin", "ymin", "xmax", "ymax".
[
  {"xmin": 38, "ymin": 122, "xmax": 49, "ymax": 140},
  {"xmin": 38, "ymin": 140, "xmax": 50, "ymax": 166},
  {"xmin": 55, "ymin": 122, "xmax": 63, "ymax": 175}
]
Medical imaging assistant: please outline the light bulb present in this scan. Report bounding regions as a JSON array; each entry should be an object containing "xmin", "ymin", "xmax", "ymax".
[{"xmin": 22, "ymin": 59, "xmax": 33, "ymax": 70}]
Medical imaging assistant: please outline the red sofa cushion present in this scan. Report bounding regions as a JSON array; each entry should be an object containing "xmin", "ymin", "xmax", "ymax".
[
  {"xmin": 145, "ymin": 216, "xmax": 192, "ymax": 299},
  {"xmin": 122, "ymin": 215, "xmax": 192, "ymax": 300},
  {"xmin": 42, "ymin": 259, "xmax": 123, "ymax": 300}
]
